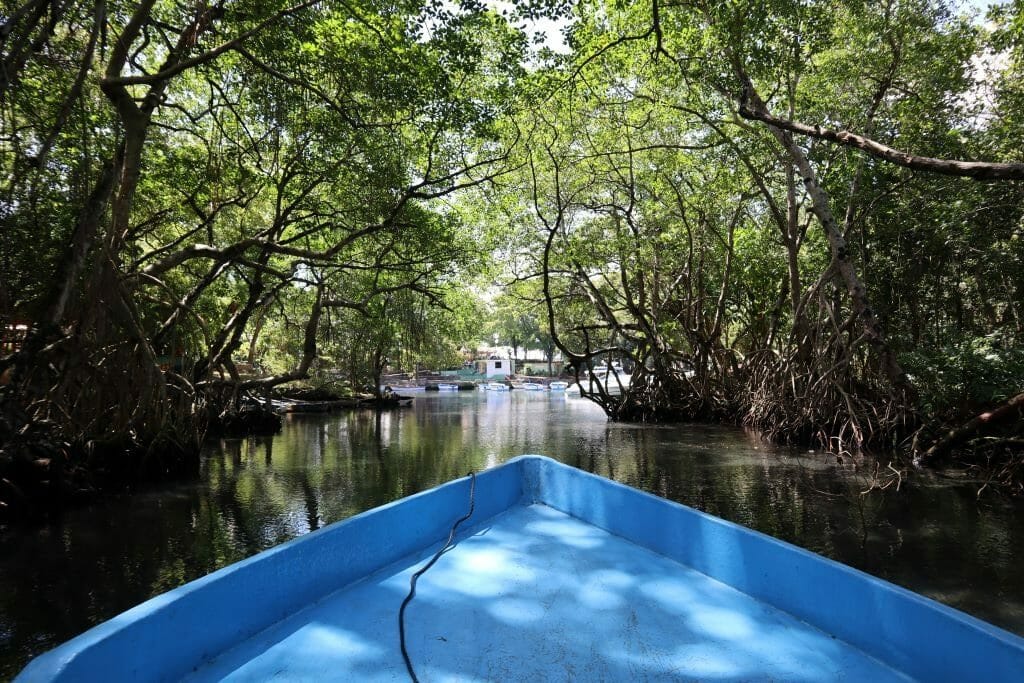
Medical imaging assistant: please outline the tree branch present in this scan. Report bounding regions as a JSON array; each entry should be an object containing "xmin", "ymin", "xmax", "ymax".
[
  {"xmin": 917, "ymin": 391, "xmax": 1024, "ymax": 466},
  {"xmin": 102, "ymin": 0, "xmax": 323, "ymax": 88},
  {"xmin": 738, "ymin": 95, "xmax": 1024, "ymax": 181}
]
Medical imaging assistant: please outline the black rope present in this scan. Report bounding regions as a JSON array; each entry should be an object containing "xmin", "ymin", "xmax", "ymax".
[{"xmin": 399, "ymin": 471, "xmax": 476, "ymax": 683}]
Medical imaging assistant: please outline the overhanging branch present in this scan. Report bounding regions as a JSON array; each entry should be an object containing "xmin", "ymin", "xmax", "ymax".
[{"xmin": 738, "ymin": 95, "xmax": 1024, "ymax": 181}]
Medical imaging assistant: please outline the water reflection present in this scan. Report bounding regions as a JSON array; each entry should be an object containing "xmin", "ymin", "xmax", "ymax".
[{"xmin": 1, "ymin": 391, "xmax": 1023, "ymax": 678}]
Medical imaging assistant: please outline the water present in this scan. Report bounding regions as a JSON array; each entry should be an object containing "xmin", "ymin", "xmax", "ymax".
[{"xmin": 2, "ymin": 390, "xmax": 1023, "ymax": 678}]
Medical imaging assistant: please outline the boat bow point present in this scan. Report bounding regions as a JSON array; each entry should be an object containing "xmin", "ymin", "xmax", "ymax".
[{"xmin": 17, "ymin": 456, "xmax": 1024, "ymax": 681}]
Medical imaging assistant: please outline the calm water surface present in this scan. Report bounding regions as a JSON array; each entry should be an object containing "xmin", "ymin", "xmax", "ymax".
[{"xmin": 2, "ymin": 390, "xmax": 1024, "ymax": 677}]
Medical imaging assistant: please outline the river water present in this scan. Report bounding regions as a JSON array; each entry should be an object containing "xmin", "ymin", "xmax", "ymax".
[{"xmin": 2, "ymin": 390, "xmax": 1024, "ymax": 677}]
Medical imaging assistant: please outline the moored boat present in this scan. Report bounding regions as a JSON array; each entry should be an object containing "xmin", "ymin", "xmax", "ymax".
[
  {"xmin": 270, "ymin": 398, "xmax": 359, "ymax": 413},
  {"xmin": 17, "ymin": 456, "xmax": 1024, "ymax": 681},
  {"xmin": 485, "ymin": 381, "xmax": 509, "ymax": 391},
  {"xmin": 357, "ymin": 394, "xmax": 413, "ymax": 408},
  {"xmin": 548, "ymin": 380, "xmax": 568, "ymax": 391},
  {"xmin": 565, "ymin": 369, "xmax": 631, "ymax": 395}
]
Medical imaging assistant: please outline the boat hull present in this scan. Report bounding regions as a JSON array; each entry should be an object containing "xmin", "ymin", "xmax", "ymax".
[
  {"xmin": 357, "ymin": 395, "xmax": 413, "ymax": 408},
  {"xmin": 17, "ymin": 456, "xmax": 1024, "ymax": 682}
]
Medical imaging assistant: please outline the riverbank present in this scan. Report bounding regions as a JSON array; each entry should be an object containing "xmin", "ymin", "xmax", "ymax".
[
  {"xmin": 1, "ymin": 382, "xmax": 433, "ymax": 524},
  {"xmin": 0, "ymin": 435, "xmax": 202, "ymax": 525}
]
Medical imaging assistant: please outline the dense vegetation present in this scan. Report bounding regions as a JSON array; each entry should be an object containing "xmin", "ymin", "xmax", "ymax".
[
  {"xmin": 492, "ymin": 0, "xmax": 1024, "ymax": 465},
  {"xmin": 2, "ymin": 0, "xmax": 1022, "ymax": 519}
]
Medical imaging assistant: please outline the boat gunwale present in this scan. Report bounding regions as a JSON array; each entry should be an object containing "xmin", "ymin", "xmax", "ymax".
[
  {"xmin": 525, "ymin": 457, "xmax": 1024, "ymax": 682},
  {"xmin": 17, "ymin": 455, "xmax": 1024, "ymax": 682},
  {"xmin": 15, "ymin": 459, "xmax": 531, "ymax": 682}
]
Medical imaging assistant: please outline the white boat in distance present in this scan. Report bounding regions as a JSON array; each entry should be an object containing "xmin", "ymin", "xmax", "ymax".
[{"xmin": 566, "ymin": 364, "xmax": 631, "ymax": 395}]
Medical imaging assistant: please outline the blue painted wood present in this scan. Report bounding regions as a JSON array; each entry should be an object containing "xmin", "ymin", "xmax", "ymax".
[
  {"xmin": 16, "ymin": 462, "xmax": 525, "ymax": 682},
  {"xmin": 16, "ymin": 456, "xmax": 1024, "ymax": 682},
  {"xmin": 525, "ymin": 456, "xmax": 1024, "ymax": 682}
]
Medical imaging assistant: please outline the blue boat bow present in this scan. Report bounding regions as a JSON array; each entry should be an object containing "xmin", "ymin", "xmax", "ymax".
[{"xmin": 17, "ymin": 456, "xmax": 1024, "ymax": 681}]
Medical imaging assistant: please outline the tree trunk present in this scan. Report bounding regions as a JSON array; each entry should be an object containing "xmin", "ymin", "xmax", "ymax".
[
  {"xmin": 741, "ymin": 80, "xmax": 915, "ymax": 399},
  {"xmin": 43, "ymin": 149, "xmax": 121, "ymax": 326},
  {"xmin": 917, "ymin": 391, "xmax": 1024, "ymax": 466}
]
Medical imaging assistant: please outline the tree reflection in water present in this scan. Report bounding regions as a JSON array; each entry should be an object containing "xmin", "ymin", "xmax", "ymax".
[{"xmin": 2, "ymin": 391, "xmax": 1023, "ymax": 678}]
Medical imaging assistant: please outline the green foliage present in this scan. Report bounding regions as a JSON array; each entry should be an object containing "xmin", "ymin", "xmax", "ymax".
[
  {"xmin": 3, "ymin": 0, "xmax": 1022, "ymax": 463},
  {"xmin": 902, "ymin": 332, "xmax": 1024, "ymax": 418},
  {"xmin": 468, "ymin": 0, "xmax": 1024, "ymax": 449}
]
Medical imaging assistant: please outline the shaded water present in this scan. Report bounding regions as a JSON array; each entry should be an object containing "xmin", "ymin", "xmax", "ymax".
[{"xmin": 2, "ymin": 390, "xmax": 1023, "ymax": 678}]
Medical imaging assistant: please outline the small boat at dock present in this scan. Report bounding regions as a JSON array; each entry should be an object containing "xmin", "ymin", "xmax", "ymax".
[
  {"xmin": 565, "ymin": 368, "xmax": 631, "ymax": 396},
  {"xmin": 17, "ymin": 456, "xmax": 1024, "ymax": 681},
  {"xmin": 269, "ymin": 398, "xmax": 359, "ymax": 413},
  {"xmin": 424, "ymin": 382, "xmax": 459, "ymax": 391},
  {"xmin": 356, "ymin": 394, "xmax": 413, "ymax": 409},
  {"xmin": 548, "ymin": 380, "xmax": 568, "ymax": 391}
]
